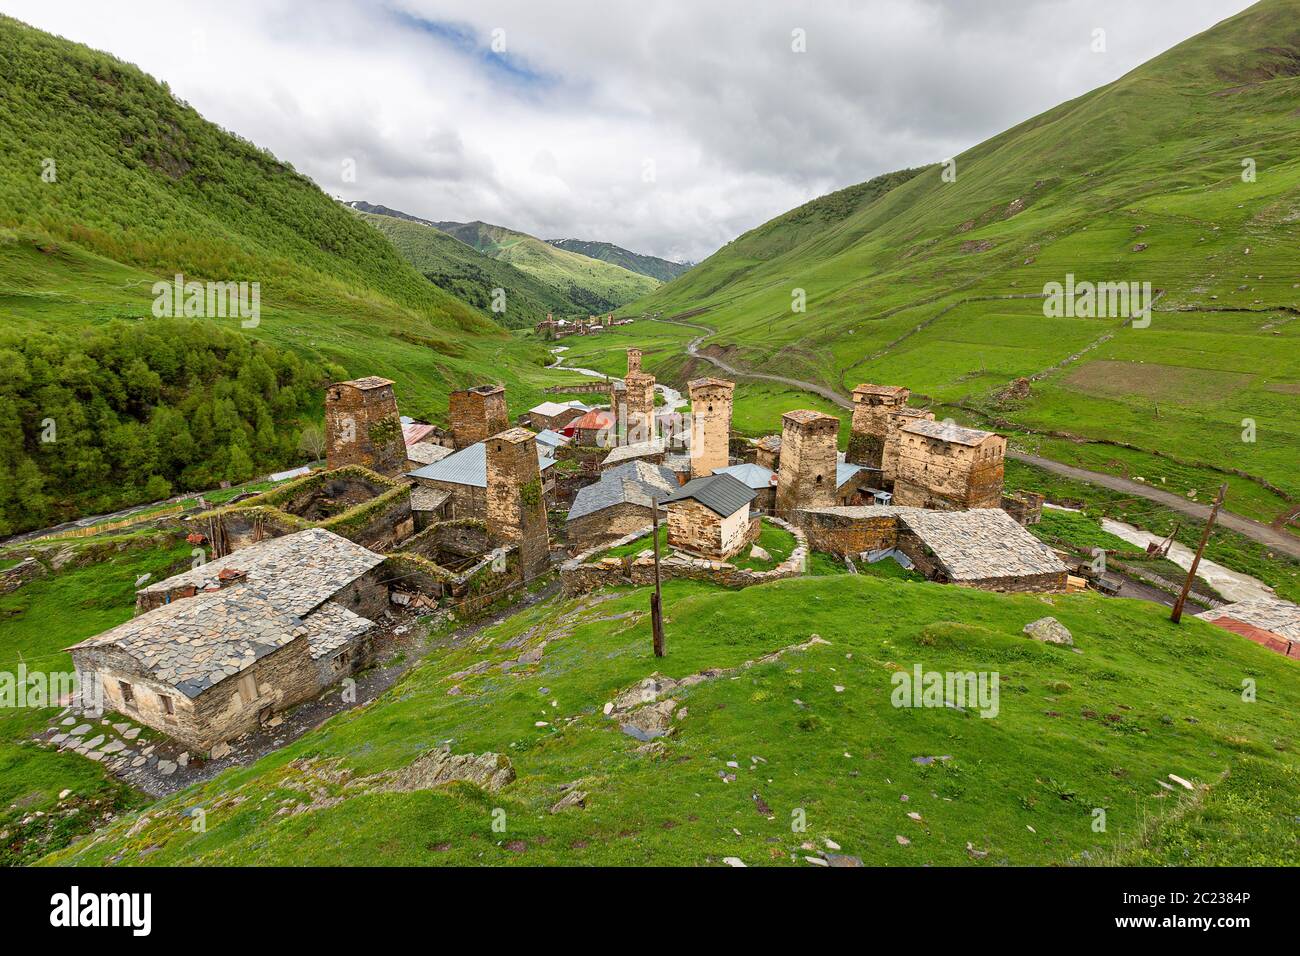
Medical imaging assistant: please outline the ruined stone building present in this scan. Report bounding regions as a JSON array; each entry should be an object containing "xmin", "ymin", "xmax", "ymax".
[
  {"xmin": 662, "ymin": 473, "xmax": 758, "ymax": 560},
  {"xmin": 846, "ymin": 383, "xmax": 910, "ymax": 470},
  {"xmin": 797, "ymin": 506, "xmax": 1067, "ymax": 593},
  {"xmin": 881, "ymin": 407, "xmax": 936, "ymax": 484},
  {"xmin": 450, "ymin": 384, "xmax": 509, "ymax": 449},
  {"xmin": 688, "ymin": 377, "xmax": 734, "ymax": 479},
  {"xmin": 407, "ymin": 439, "xmax": 556, "ymax": 524},
  {"xmin": 69, "ymin": 529, "xmax": 388, "ymax": 752},
  {"xmin": 565, "ymin": 461, "xmax": 679, "ymax": 550},
  {"xmin": 485, "ymin": 428, "xmax": 552, "ymax": 576},
  {"xmin": 891, "ymin": 420, "xmax": 1006, "ymax": 510},
  {"xmin": 324, "ymin": 377, "xmax": 406, "ymax": 476},
  {"xmin": 775, "ymin": 410, "xmax": 840, "ymax": 517}
]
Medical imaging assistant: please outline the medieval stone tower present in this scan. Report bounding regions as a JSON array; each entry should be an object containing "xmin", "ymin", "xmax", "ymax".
[
  {"xmin": 688, "ymin": 377, "xmax": 734, "ymax": 479},
  {"xmin": 324, "ymin": 377, "xmax": 405, "ymax": 476},
  {"xmin": 847, "ymin": 384, "xmax": 910, "ymax": 470},
  {"xmin": 485, "ymin": 427, "xmax": 551, "ymax": 576},
  {"xmin": 450, "ymin": 384, "xmax": 509, "ymax": 449},
  {"xmin": 775, "ymin": 409, "xmax": 840, "ymax": 517},
  {"xmin": 626, "ymin": 347, "xmax": 642, "ymax": 373}
]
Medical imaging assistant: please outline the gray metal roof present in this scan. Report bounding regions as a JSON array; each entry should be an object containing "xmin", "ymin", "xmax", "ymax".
[
  {"xmin": 714, "ymin": 462, "xmax": 774, "ymax": 490},
  {"xmin": 661, "ymin": 472, "xmax": 756, "ymax": 518},
  {"xmin": 567, "ymin": 461, "xmax": 679, "ymax": 522},
  {"xmin": 836, "ymin": 462, "xmax": 865, "ymax": 489},
  {"xmin": 407, "ymin": 440, "xmax": 555, "ymax": 488}
]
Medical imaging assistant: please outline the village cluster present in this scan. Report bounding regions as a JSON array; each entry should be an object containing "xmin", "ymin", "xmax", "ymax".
[{"xmin": 60, "ymin": 343, "xmax": 1144, "ymax": 763}]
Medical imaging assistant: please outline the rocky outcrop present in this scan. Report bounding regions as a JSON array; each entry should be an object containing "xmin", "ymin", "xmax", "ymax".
[
  {"xmin": 386, "ymin": 747, "xmax": 515, "ymax": 794},
  {"xmin": 1023, "ymin": 616, "xmax": 1074, "ymax": 646}
]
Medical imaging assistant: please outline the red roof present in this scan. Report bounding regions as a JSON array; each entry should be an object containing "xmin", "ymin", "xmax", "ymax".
[
  {"xmin": 402, "ymin": 422, "xmax": 436, "ymax": 445},
  {"xmin": 568, "ymin": 410, "xmax": 614, "ymax": 432},
  {"xmin": 1207, "ymin": 616, "xmax": 1299, "ymax": 659}
]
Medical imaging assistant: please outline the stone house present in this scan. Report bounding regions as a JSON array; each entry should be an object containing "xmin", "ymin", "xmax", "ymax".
[
  {"xmin": 892, "ymin": 420, "xmax": 1006, "ymax": 510},
  {"xmin": 408, "ymin": 440, "xmax": 556, "ymax": 522},
  {"xmin": 796, "ymin": 506, "xmax": 1067, "ymax": 592},
  {"xmin": 527, "ymin": 400, "xmax": 589, "ymax": 432},
  {"xmin": 601, "ymin": 439, "xmax": 666, "ymax": 471},
  {"xmin": 662, "ymin": 473, "xmax": 758, "ymax": 560},
  {"xmin": 568, "ymin": 409, "xmax": 617, "ymax": 447},
  {"xmin": 565, "ymin": 461, "xmax": 679, "ymax": 551},
  {"xmin": 69, "ymin": 529, "xmax": 388, "ymax": 751},
  {"xmin": 324, "ymin": 377, "xmax": 406, "ymax": 476},
  {"xmin": 714, "ymin": 462, "xmax": 776, "ymax": 513}
]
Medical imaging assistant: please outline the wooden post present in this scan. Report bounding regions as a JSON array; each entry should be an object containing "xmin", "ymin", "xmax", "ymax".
[
  {"xmin": 651, "ymin": 495, "xmax": 665, "ymax": 657},
  {"xmin": 1171, "ymin": 483, "xmax": 1227, "ymax": 624}
]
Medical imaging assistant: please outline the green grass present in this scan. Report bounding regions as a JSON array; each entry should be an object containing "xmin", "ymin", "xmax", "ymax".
[
  {"xmin": 39, "ymin": 572, "xmax": 1300, "ymax": 867},
  {"xmin": 0, "ymin": 538, "xmax": 192, "ymax": 863}
]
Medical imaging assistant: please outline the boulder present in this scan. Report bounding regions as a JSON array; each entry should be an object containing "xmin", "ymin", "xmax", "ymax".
[
  {"xmin": 749, "ymin": 544, "xmax": 772, "ymax": 562},
  {"xmin": 1023, "ymin": 616, "xmax": 1073, "ymax": 646}
]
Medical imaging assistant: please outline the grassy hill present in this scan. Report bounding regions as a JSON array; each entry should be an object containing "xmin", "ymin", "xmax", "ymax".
[
  {"xmin": 0, "ymin": 15, "xmax": 589, "ymax": 531},
  {"xmin": 630, "ymin": 0, "xmax": 1300, "ymax": 529},
  {"xmin": 433, "ymin": 220, "xmax": 661, "ymax": 312},
  {"xmin": 33, "ymin": 571, "xmax": 1300, "ymax": 866},
  {"xmin": 546, "ymin": 237, "xmax": 691, "ymax": 282},
  {"xmin": 352, "ymin": 208, "xmax": 580, "ymax": 329}
]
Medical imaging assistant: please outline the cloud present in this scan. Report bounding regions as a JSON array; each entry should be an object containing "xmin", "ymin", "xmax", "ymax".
[{"xmin": 0, "ymin": 0, "xmax": 1255, "ymax": 262}]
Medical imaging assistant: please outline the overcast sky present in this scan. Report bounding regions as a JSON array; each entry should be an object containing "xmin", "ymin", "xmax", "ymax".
[{"xmin": 4, "ymin": 0, "xmax": 1256, "ymax": 262}]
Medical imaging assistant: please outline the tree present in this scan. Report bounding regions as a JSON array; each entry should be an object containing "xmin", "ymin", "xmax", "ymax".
[{"xmin": 297, "ymin": 424, "xmax": 326, "ymax": 462}]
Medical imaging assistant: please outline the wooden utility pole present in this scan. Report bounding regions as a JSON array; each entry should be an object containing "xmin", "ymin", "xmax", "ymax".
[
  {"xmin": 1171, "ymin": 483, "xmax": 1227, "ymax": 624},
  {"xmin": 650, "ymin": 496, "xmax": 665, "ymax": 657}
]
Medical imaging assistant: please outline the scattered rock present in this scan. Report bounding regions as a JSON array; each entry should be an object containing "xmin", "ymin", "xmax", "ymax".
[
  {"xmin": 825, "ymin": 854, "xmax": 863, "ymax": 867},
  {"xmin": 550, "ymin": 789, "xmax": 588, "ymax": 814},
  {"xmin": 804, "ymin": 855, "xmax": 829, "ymax": 866},
  {"xmin": 210, "ymin": 742, "xmax": 231, "ymax": 760},
  {"xmin": 1023, "ymin": 616, "xmax": 1073, "ymax": 646},
  {"xmin": 157, "ymin": 760, "xmax": 176, "ymax": 775},
  {"xmin": 895, "ymin": 835, "xmax": 911, "ymax": 846},
  {"xmin": 749, "ymin": 544, "xmax": 771, "ymax": 562},
  {"xmin": 722, "ymin": 857, "xmax": 746, "ymax": 867},
  {"xmin": 1169, "ymin": 774, "xmax": 1194, "ymax": 790}
]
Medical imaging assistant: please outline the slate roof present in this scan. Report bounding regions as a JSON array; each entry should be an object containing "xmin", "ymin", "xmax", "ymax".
[
  {"xmin": 836, "ymin": 463, "xmax": 865, "ymax": 489},
  {"xmin": 897, "ymin": 508, "xmax": 1066, "ymax": 581},
  {"xmin": 852, "ymin": 383, "xmax": 909, "ymax": 398},
  {"xmin": 410, "ymin": 486, "xmax": 452, "ymax": 512},
  {"xmin": 567, "ymin": 461, "xmax": 679, "ymax": 522},
  {"xmin": 407, "ymin": 441, "xmax": 556, "ymax": 488},
  {"xmin": 661, "ymin": 472, "xmax": 756, "ymax": 518},
  {"xmin": 602, "ymin": 439, "xmax": 666, "ymax": 467},
  {"xmin": 530, "ymin": 400, "xmax": 589, "ymax": 418},
  {"xmin": 714, "ymin": 462, "xmax": 775, "ymax": 490},
  {"xmin": 135, "ymin": 528, "xmax": 384, "ymax": 606},
  {"xmin": 1197, "ymin": 599, "xmax": 1300, "ymax": 640},
  {"xmin": 70, "ymin": 529, "xmax": 387, "ymax": 697},
  {"xmin": 405, "ymin": 441, "xmax": 453, "ymax": 466},
  {"xmin": 340, "ymin": 376, "xmax": 393, "ymax": 391},
  {"xmin": 754, "ymin": 435, "xmax": 781, "ymax": 453},
  {"xmin": 303, "ymin": 601, "xmax": 374, "ymax": 660},
  {"xmin": 900, "ymin": 419, "xmax": 999, "ymax": 447}
]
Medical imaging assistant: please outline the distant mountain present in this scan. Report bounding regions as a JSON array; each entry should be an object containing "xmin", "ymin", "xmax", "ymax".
[
  {"xmin": 429, "ymin": 219, "xmax": 660, "ymax": 313},
  {"xmin": 350, "ymin": 207, "xmax": 581, "ymax": 329},
  {"xmin": 546, "ymin": 238, "xmax": 691, "ymax": 282}
]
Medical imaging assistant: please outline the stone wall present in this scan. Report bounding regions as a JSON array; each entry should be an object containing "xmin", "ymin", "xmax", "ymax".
[
  {"xmin": 775, "ymin": 410, "xmax": 840, "ymax": 516},
  {"xmin": 450, "ymin": 385, "xmax": 509, "ymax": 449},
  {"xmin": 324, "ymin": 379, "xmax": 406, "ymax": 476},
  {"xmin": 566, "ymin": 502, "xmax": 656, "ymax": 553},
  {"xmin": 561, "ymin": 517, "xmax": 808, "ymax": 596},
  {"xmin": 1001, "ymin": 491, "xmax": 1045, "ymax": 526},
  {"xmin": 795, "ymin": 508, "xmax": 901, "ymax": 556},
  {"xmin": 688, "ymin": 378, "xmax": 734, "ymax": 479}
]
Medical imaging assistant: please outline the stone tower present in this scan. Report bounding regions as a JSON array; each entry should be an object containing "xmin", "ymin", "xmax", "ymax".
[
  {"xmin": 882, "ymin": 407, "xmax": 935, "ymax": 484},
  {"xmin": 485, "ymin": 427, "xmax": 551, "ymax": 576},
  {"xmin": 775, "ymin": 410, "xmax": 840, "ymax": 517},
  {"xmin": 622, "ymin": 372, "xmax": 656, "ymax": 445},
  {"xmin": 324, "ymin": 377, "xmax": 405, "ymax": 476},
  {"xmin": 626, "ymin": 347, "xmax": 642, "ymax": 374},
  {"xmin": 688, "ymin": 377, "xmax": 734, "ymax": 479},
  {"xmin": 450, "ymin": 384, "xmax": 509, "ymax": 449},
  {"xmin": 847, "ymin": 384, "xmax": 910, "ymax": 469}
]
